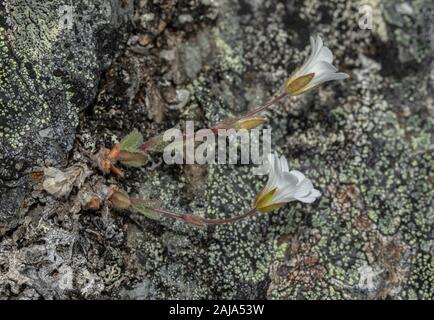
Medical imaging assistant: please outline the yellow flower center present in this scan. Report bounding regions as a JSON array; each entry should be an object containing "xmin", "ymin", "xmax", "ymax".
[{"xmin": 255, "ymin": 188, "xmax": 284, "ymax": 213}]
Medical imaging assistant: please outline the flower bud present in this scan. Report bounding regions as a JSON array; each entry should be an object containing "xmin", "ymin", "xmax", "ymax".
[
  {"xmin": 108, "ymin": 189, "xmax": 131, "ymax": 210},
  {"xmin": 83, "ymin": 195, "xmax": 101, "ymax": 210},
  {"xmin": 233, "ymin": 116, "xmax": 268, "ymax": 130},
  {"xmin": 117, "ymin": 151, "xmax": 149, "ymax": 167},
  {"xmin": 97, "ymin": 148, "xmax": 112, "ymax": 174},
  {"xmin": 108, "ymin": 144, "xmax": 121, "ymax": 160}
]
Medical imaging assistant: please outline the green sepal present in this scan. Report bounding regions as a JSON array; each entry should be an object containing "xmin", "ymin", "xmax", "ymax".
[
  {"xmin": 118, "ymin": 151, "xmax": 148, "ymax": 167},
  {"xmin": 130, "ymin": 200, "xmax": 162, "ymax": 221}
]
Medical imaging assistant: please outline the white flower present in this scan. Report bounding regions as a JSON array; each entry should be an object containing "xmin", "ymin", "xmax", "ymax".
[
  {"xmin": 285, "ymin": 34, "xmax": 349, "ymax": 96},
  {"xmin": 255, "ymin": 153, "xmax": 321, "ymax": 213}
]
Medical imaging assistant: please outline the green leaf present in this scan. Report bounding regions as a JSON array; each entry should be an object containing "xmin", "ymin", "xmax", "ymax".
[
  {"xmin": 130, "ymin": 200, "xmax": 161, "ymax": 221},
  {"xmin": 120, "ymin": 130, "xmax": 144, "ymax": 152}
]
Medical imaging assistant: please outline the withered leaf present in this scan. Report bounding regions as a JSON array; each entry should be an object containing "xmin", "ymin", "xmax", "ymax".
[{"xmin": 42, "ymin": 164, "xmax": 92, "ymax": 198}]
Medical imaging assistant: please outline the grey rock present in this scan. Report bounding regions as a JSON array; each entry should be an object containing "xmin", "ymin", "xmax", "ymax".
[{"xmin": 0, "ymin": 0, "xmax": 133, "ymax": 226}]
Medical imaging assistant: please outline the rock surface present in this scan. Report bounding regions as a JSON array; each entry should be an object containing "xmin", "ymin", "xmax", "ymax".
[
  {"xmin": 0, "ymin": 0, "xmax": 132, "ymax": 229},
  {"xmin": 0, "ymin": 0, "xmax": 433, "ymax": 299}
]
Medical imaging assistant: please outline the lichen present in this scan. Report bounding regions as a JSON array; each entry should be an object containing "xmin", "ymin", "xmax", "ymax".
[{"xmin": 1, "ymin": 0, "xmax": 432, "ymax": 300}]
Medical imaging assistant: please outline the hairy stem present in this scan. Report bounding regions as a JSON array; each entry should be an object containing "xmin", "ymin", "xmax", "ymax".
[
  {"xmin": 133, "ymin": 202, "xmax": 258, "ymax": 226},
  {"xmin": 235, "ymin": 92, "xmax": 288, "ymax": 119}
]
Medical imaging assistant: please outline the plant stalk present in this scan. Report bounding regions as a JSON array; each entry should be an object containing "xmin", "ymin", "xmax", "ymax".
[
  {"xmin": 139, "ymin": 92, "xmax": 288, "ymax": 151},
  {"xmin": 141, "ymin": 205, "xmax": 258, "ymax": 226}
]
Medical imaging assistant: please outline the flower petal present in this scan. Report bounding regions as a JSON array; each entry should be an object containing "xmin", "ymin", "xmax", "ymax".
[
  {"xmin": 298, "ymin": 35, "xmax": 322, "ymax": 76},
  {"xmin": 263, "ymin": 152, "xmax": 283, "ymax": 194},
  {"xmin": 297, "ymin": 195, "xmax": 318, "ymax": 203},
  {"xmin": 310, "ymin": 61, "xmax": 338, "ymax": 76},
  {"xmin": 308, "ymin": 71, "xmax": 349, "ymax": 88},
  {"xmin": 273, "ymin": 152, "xmax": 286, "ymax": 186},
  {"xmin": 313, "ymin": 34, "xmax": 324, "ymax": 58},
  {"xmin": 261, "ymin": 154, "xmax": 275, "ymax": 194},
  {"xmin": 293, "ymin": 179, "xmax": 314, "ymax": 200},
  {"xmin": 304, "ymin": 36, "xmax": 320, "ymax": 68},
  {"xmin": 316, "ymin": 46, "xmax": 333, "ymax": 64},
  {"xmin": 309, "ymin": 188, "xmax": 322, "ymax": 198},
  {"xmin": 271, "ymin": 174, "xmax": 299, "ymax": 203},
  {"xmin": 297, "ymin": 188, "xmax": 321, "ymax": 203},
  {"xmin": 289, "ymin": 170, "xmax": 305, "ymax": 183},
  {"xmin": 279, "ymin": 155, "xmax": 289, "ymax": 173}
]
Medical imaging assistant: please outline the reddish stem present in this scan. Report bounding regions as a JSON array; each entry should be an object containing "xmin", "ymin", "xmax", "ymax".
[{"xmin": 139, "ymin": 92, "xmax": 288, "ymax": 151}]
